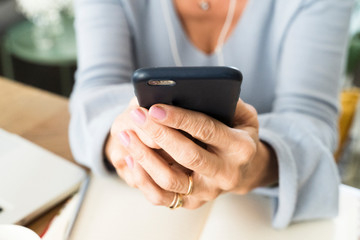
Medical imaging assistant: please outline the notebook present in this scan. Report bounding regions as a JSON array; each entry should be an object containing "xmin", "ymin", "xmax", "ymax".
[
  {"xmin": 70, "ymin": 175, "xmax": 360, "ymax": 240},
  {"xmin": 0, "ymin": 129, "xmax": 86, "ymax": 225}
]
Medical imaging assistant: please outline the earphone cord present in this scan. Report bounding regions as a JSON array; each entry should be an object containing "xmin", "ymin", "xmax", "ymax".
[
  {"xmin": 215, "ymin": 0, "xmax": 237, "ymax": 66},
  {"xmin": 161, "ymin": 0, "xmax": 237, "ymax": 67},
  {"xmin": 161, "ymin": 0, "xmax": 183, "ymax": 66}
]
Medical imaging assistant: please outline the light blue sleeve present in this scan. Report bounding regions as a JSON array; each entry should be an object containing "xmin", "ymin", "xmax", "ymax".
[
  {"xmin": 69, "ymin": 0, "xmax": 135, "ymax": 175},
  {"xmin": 255, "ymin": 0, "xmax": 353, "ymax": 229}
]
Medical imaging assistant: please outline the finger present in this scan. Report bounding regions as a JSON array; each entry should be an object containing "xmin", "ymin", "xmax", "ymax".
[
  {"xmin": 108, "ymin": 145, "xmax": 128, "ymax": 169},
  {"xmin": 128, "ymin": 97, "xmax": 161, "ymax": 149},
  {"xmin": 130, "ymin": 108, "xmax": 220, "ymax": 177},
  {"xmin": 111, "ymin": 116, "xmax": 161, "ymax": 150},
  {"xmin": 106, "ymin": 137, "xmax": 136, "ymax": 188},
  {"xmin": 119, "ymin": 129, "xmax": 190, "ymax": 195},
  {"xmin": 131, "ymin": 125, "xmax": 161, "ymax": 149},
  {"xmin": 129, "ymin": 97, "xmax": 139, "ymax": 107},
  {"xmin": 186, "ymin": 174, "xmax": 222, "ymax": 202},
  {"xmin": 181, "ymin": 174, "xmax": 222, "ymax": 209},
  {"xmin": 147, "ymin": 104, "xmax": 231, "ymax": 147},
  {"xmin": 105, "ymin": 132, "xmax": 128, "ymax": 169},
  {"xmin": 110, "ymin": 97, "xmax": 160, "ymax": 150},
  {"xmin": 130, "ymin": 158, "xmax": 177, "ymax": 207},
  {"xmin": 181, "ymin": 197, "xmax": 207, "ymax": 210},
  {"xmin": 155, "ymin": 149, "xmax": 192, "ymax": 175},
  {"xmin": 119, "ymin": 152, "xmax": 221, "ymax": 206},
  {"xmin": 232, "ymin": 100, "xmax": 259, "ymax": 141},
  {"xmin": 115, "ymin": 161, "xmax": 136, "ymax": 188},
  {"xmin": 233, "ymin": 99, "xmax": 258, "ymax": 129}
]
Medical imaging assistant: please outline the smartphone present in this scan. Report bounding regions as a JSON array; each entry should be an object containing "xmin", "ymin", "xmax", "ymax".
[{"xmin": 132, "ymin": 66, "xmax": 242, "ymax": 126}]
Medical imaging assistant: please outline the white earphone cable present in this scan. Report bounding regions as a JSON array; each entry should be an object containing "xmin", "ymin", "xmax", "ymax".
[
  {"xmin": 216, "ymin": 0, "xmax": 237, "ymax": 65},
  {"xmin": 162, "ymin": 0, "xmax": 236, "ymax": 66},
  {"xmin": 161, "ymin": 0, "xmax": 183, "ymax": 66}
]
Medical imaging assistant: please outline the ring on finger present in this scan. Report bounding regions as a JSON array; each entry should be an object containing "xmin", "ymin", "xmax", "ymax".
[
  {"xmin": 174, "ymin": 194, "xmax": 184, "ymax": 209},
  {"xmin": 185, "ymin": 174, "xmax": 193, "ymax": 196},
  {"xmin": 169, "ymin": 193, "xmax": 183, "ymax": 209},
  {"xmin": 169, "ymin": 193, "xmax": 178, "ymax": 209}
]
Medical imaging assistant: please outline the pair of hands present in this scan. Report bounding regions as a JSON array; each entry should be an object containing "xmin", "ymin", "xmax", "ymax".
[{"xmin": 105, "ymin": 98, "xmax": 278, "ymax": 209}]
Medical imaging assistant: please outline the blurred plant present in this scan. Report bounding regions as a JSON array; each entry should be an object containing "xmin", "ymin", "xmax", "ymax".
[
  {"xmin": 350, "ymin": 0, "xmax": 360, "ymax": 36},
  {"xmin": 15, "ymin": 0, "xmax": 74, "ymax": 50},
  {"xmin": 347, "ymin": 33, "xmax": 360, "ymax": 75},
  {"xmin": 347, "ymin": 0, "xmax": 360, "ymax": 79}
]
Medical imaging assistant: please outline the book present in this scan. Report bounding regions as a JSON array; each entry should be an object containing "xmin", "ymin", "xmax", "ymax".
[
  {"xmin": 0, "ymin": 225, "xmax": 41, "ymax": 240},
  {"xmin": 70, "ymin": 175, "xmax": 360, "ymax": 240},
  {"xmin": 0, "ymin": 129, "xmax": 86, "ymax": 226}
]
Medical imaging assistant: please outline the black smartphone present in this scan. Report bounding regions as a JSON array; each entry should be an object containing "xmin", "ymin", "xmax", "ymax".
[{"xmin": 132, "ymin": 66, "xmax": 242, "ymax": 126}]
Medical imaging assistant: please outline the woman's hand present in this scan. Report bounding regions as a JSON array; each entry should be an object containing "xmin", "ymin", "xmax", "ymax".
[
  {"xmin": 109, "ymin": 99, "xmax": 278, "ymax": 209},
  {"xmin": 105, "ymin": 98, "xmax": 189, "ymax": 204},
  {"xmin": 105, "ymin": 97, "xmax": 158, "ymax": 185}
]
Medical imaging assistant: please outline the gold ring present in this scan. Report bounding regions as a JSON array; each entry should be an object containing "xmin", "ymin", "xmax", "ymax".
[
  {"xmin": 185, "ymin": 175, "xmax": 193, "ymax": 196},
  {"xmin": 169, "ymin": 193, "xmax": 178, "ymax": 209},
  {"xmin": 169, "ymin": 193, "xmax": 183, "ymax": 209},
  {"xmin": 173, "ymin": 194, "xmax": 183, "ymax": 209}
]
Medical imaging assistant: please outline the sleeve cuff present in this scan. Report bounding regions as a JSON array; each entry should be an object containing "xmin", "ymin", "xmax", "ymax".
[
  {"xmin": 69, "ymin": 83, "xmax": 134, "ymax": 176},
  {"xmin": 257, "ymin": 127, "xmax": 298, "ymax": 229}
]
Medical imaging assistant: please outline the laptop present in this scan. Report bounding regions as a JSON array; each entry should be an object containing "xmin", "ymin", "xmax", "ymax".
[{"xmin": 0, "ymin": 129, "xmax": 86, "ymax": 225}]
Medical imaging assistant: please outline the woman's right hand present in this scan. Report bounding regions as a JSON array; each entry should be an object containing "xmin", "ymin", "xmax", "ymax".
[
  {"xmin": 105, "ymin": 98, "xmax": 190, "ymax": 205},
  {"xmin": 105, "ymin": 97, "xmax": 155, "ymax": 184}
]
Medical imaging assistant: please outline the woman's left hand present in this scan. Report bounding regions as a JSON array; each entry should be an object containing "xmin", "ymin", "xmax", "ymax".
[{"xmin": 120, "ymin": 99, "xmax": 278, "ymax": 209}]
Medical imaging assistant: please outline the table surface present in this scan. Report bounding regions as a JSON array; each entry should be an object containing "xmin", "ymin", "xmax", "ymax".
[
  {"xmin": 0, "ymin": 77, "xmax": 77, "ymax": 236},
  {"xmin": 0, "ymin": 76, "xmax": 356, "ymax": 236}
]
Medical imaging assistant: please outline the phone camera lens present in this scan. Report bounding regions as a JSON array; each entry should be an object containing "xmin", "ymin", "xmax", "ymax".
[{"xmin": 148, "ymin": 80, "xmax": 176, "ymax": 86}]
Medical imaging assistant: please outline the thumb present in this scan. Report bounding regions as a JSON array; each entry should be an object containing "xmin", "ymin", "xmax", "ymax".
[{"xmin": 233, "ymin": 99, "xmax": 259, "ymax": 130}]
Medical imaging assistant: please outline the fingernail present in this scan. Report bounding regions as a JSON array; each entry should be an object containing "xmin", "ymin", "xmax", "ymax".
[
  {"xmin": 149, "ymin": 106, "xmax": 166, "ymax": 120},
  {"xmin": 118, "ymin": 131, "xmax": 130, "ymax": 147},
  {"xmin": 131, "ymin": 109, "xmax": 146, "ymax": 125},
  {"xmin": 125, "ymin": 155, "xmax": 134, "ymax": 169}
]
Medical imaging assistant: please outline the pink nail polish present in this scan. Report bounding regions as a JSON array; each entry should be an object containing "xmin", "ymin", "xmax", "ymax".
[
  {"xmin": 125, "ymin": 156, "xmax": 134, "ymax": 169},
  {"xmin": 149, "ymin": 106, "xmax": 166, "ymax": 120},
  {"xmin": 118, "ymin": 131, "xmax": 130, "ymax": 147},
  {"xmin": 131, "ymin": 109, "xmax": 146, "ymax": 125}
]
